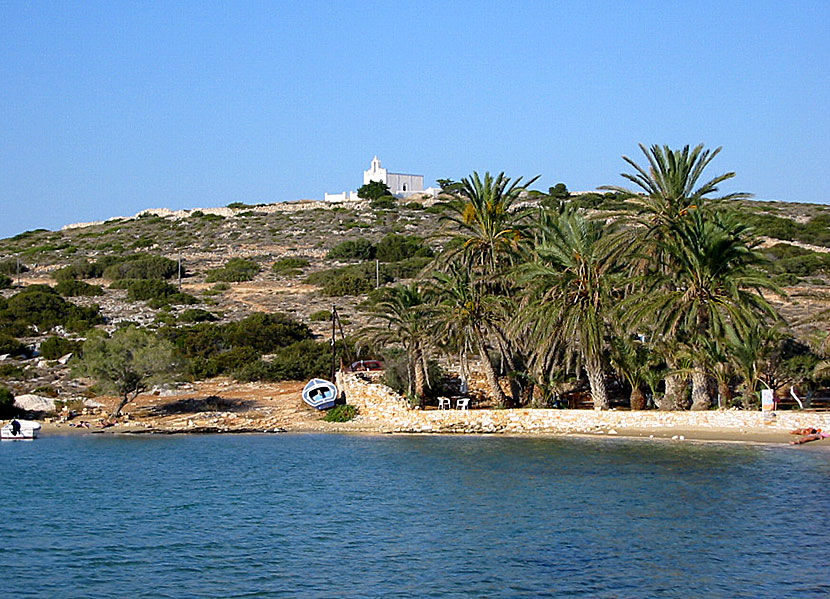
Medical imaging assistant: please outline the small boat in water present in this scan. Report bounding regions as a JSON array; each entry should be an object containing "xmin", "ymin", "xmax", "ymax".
[
  {"xmin": 1, "ymin": 419, "xmax": 41, "ymax": 440},
  {"xmin": 302, "ymin": 379, "xmax": 338, "ymax": 410}
]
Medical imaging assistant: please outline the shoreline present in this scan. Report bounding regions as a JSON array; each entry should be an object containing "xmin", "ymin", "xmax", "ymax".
[
  {"xmin": 36, "ymin": 420, "xmax": 830, "ymax": 449},
  {"xmin": 16, "ymin": 376, "xmax": 830, "ymax": 449}
]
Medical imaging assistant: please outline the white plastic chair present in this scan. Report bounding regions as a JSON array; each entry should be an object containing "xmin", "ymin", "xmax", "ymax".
[
  {"xmin": 438, "ymin": 398, "xmax": 451, "ymax": 410},
  {"xmin": 456, "ymin": 398, "xmax": 470, "ymax": 410}
]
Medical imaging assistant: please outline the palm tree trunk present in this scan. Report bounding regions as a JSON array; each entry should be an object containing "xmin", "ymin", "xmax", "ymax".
[
  {"xmin": 717, "ymin": 380, "xmax": 731, "ymax": 409},
  {"xmin": 587, "ymin": 362, "xmax": 609, "ymax": 410},
  {"xmin": 629, "ymin": 386, "xmax": 647, "ymax": 410},
  {"xmin": 690, "ymin": 366, "xmax": 711, "ymax": 411},
  {"xmin": 478, "ymin": 339, "xmax": 508, "ymax": 407},
  {"xmin": 661, "ymin": 372, "xmax": 688, "ymax": 410},
  {"xmin": 413, "ymin": 348, "xmax": 426, "ymax": 406}
]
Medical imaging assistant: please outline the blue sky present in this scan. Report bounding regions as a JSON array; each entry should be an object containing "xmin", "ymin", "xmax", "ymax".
[{"xmin": 1, "ymin": 1, "xmax": 828, "ymax": 238}]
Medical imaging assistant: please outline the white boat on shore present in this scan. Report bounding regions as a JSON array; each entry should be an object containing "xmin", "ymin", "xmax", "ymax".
[
  {"xmin": 302, "ymin": 379, "xmax": 338, "ymax": 410},
  {"xmin": 1, "ymin": 419, "xmax": 42, "ymax": 440}
]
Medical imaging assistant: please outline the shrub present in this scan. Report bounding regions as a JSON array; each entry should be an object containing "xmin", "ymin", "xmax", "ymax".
[
  {"xmin": 103, "ymin": 255, "xmax": 180, "ymax": 280},
  {"xmin": 125, "ymin": 279, "xmax": 179, "ymax": 301},
  {"xmin": 52, "ymin": 259, "xmax": 105, "ymax": 281},
  {"xmin": 32, "ymin": 385, "xmax": 59, "ymax": 397},
  {"xmin": 323, "ymin": 272, "xmax": 373, "ymax": 296},
  {"xmin": 233, "ymin": 339, "xmax": 337, "ymax": 382},
  {"xmin": 375, "ymin": 234, "xmax": 434, "ymax": 262},
  {"xmin": 0, "ymin": 387, "xmax": 15, "ymax": 418},
  {"xmin": 205, "ymin": 258, "xmax": 260, "ymax": 283},
  {"xmin": 272, "ymin": 257, "xmax": 311, "ymax": 276},
  {"xmin": 0, "ymin": 275, "xmax": 11, "ymax": 290},
  {"xmin": 147, "ymin": 292, "xmax": 198, "ymax": 308},
  {"xmin": 310, "ymin": 310, "xmax": 332, "ymax": 322},
  {"xmin": 306, "ymin": 263, "xmax": 393, "ymax": 288},
  {"xmin": 404, "ymin": 202, "xmax": 425, "ymax": 210},
  {"xmin": 0, "ymin": 334, "xmax": 26, "ymax": 357},
  {"xmin": 162, "ymin": 312, "xmax": 312, "ymax": 368},
  {"xmin": 0, "ymin": 260, "xmax": 27, "ymax": 275},
  {"xmin": 40, "ymin": 336, "xmax": 82, "ymax": 359},
  {"xmin": 386, "ymin": 256, "xmax": 432, "ymax": 279},
  {"xmin": 326, "ymin": 239, "xmax": 376, "ymax": 261},
  {"xmin": 55, "ymin": 280, "xmax": 104, "ymax": 297},
  {"xmin": 772, "ymin": 273, "xmax": 800, "ymax": 286},
  {"xmin": 3, "ymin": 290, "xmax": 102, "ymax": 331},
  {"xmin": 323, "ymin": 404, "xmax": 358, "ymax": 422},
  {"xmin": 370, "ymin": 196, "xmax": 397, "ymax": 210},
  {"xmin": 178, "ymin": 308, "xmax": 217, "ymax": 323}
]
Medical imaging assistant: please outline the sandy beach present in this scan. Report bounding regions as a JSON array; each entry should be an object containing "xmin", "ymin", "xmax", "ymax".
[{"xmin": 25, "ymin": 377, "xmax": 830, "ymax": 449}]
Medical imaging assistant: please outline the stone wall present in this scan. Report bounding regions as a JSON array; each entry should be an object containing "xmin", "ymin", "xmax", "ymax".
[{"xmin": 337, "ymin": 372, "xmax": 830, "ymax": 435}]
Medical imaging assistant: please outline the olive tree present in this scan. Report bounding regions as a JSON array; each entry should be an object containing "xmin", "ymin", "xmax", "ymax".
[{"xmin": 75, "ymin": 327, "xmax": 179, "ymax": 417}]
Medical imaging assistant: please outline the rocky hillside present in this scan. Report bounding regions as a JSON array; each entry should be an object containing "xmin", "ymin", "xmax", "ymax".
[{"xmin": 1, "ymin": 192, "xmax": 829, "ymax": 403}]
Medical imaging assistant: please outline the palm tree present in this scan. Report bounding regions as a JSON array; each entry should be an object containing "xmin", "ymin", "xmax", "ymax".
[
  {"xmin": 601, "ymin": 143, "xmax": 751, "ymax": 225},
  {"xmin": 437, "ymin": 171, "xmax": 539, "ymax": 405},
  {"xmin": 440, "ymin": 171, "xmax": 539, "ymax": 275},
  {"xmin": 625, "ymin": 210, "xmax": 779, "ymax": 409},
  {"xmin": 609, "ymin": 334, "xmax": 660, "ymax": 410},
  {"xmin": 427, "ymin": 265, "xmax": 509, "ymax": 406},
  {"xmin": 359, "ymin": 284, "xmax": 433, "ymax": 403},
  {"xmin": 517, "ymin": 206, "xmax": 623, "ymax": 410},
  {"xmin": 603, "ymin": 143, "xmax": 752, "ymax": 409}
]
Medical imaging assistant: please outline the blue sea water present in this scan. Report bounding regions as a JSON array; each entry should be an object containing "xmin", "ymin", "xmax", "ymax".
[{"xmin": 1, "ymin": 434, "xmax": 829, "ymax": 598}]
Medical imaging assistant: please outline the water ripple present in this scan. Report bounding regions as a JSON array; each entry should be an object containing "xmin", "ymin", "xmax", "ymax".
[{"xmin": 2, "ymin": 434, "xmax": 829, "ymax": 598}]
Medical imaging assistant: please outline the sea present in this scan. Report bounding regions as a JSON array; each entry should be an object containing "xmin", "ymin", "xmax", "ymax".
[{"xmin": 2, "ymin": 433, "xmax": 829, "ymax": 598}]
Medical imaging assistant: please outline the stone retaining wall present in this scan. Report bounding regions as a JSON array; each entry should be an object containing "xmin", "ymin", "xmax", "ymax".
[{"xmin": 337, "ymin": 372, "xmax": 830, "ymax": 435}]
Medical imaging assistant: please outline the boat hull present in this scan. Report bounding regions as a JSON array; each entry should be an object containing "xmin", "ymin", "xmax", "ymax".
[
  {"xmin": 1, "ymin": 420, "xmax": 41, "ymax": 440},
  {"xmin": 302, "ymin": 379, "xmax": 338, "ymax": 410}
]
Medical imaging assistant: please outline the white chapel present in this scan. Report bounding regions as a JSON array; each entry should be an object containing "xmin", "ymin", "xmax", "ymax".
[{"xmin": 325, "ymin": 157, "xmax": 438, "ymax": 202}]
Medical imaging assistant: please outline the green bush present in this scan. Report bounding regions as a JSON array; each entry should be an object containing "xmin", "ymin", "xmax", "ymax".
[
  {"xmin": 178, "ymin": 308, "xmax": 217, "ymax": 323},
  {"xmin": 55, "ymin": 279, "xmax": 104, "ymax": 297},
  {"xmin": 232, "ymin": 339, "xmax": 337, "ymax": 382},
  {"xmin": 404, "ymin": 202, "xmax": 425, "ymax": 210},
  {"xmin": 323, "ymin": 272, "xmax": 373, "ymax": 296},
  {"xmin": 0, "ymin": 387, "xmax": 15, "ymax": 418},
  {"xmin": 2, "ymin": 290, "xmax": 102, "ymax": 331},
  {"xmin": 147, "ymin": 292, "xmax": 198, "ymax": 308},
  {"xmin": 375, "ymin": 234, "xmax": 433, "ymax": 262},
  {"xmin": 0, "ymin": 334, "xmax": 26, "ymax": 357},
  {"xmin": 52, "ymin": 259, "xmax": 105, "ymax": 281},
  {"xmin": 0, "ymin": 364, "xmax": 24, "ymax": 378},
  {"xmin": 103, "ymin": 255, "xmax": 180, "ymax": 280},
  {"xmin": 772, "ymin": 273, "xmax": 800, "ymax": 286},
  {"xmin": 125, "ymin": 279, "xmax": 179, "ymax": 301},
  {"xmin": 326, "ymin": 238, "xmax": 376, "ymax": 261},
  {"xmin": 161, "ymin": 312, "xmax": 312, "ymax": 370},
  {"xmin": 272, "ymin": 257, "xmax": 311, "ymax": 276},
  {"xmin": 0, "ymin": 260, "xmax": 27, "ymax": 275},
  {"xmin": 40, "ymin": 336, "xmax": 82, "ymax": 359},
  {"xmin": 189, "ymin": 346, "xmax": 261, "ymax": 379},
  {"xmin": 386, "ymin": 256, "xmax": 432, "ymax": 279},
  {"xmin": 205, "ymin": 258, "xmax": 260, "ymax": 282},
  {"xmin": 306, "ymin": 263, "xmax": 393, "ymax": 288},
  {"xmin": 0, "ymin": 275, "xmax": 11, "ymax": 290},
  {"xmin": 323, "ymin": 404, "xmax": 358, "ymax": 422},
  {"xmin": 370, "ymin": 196, "xmax": 397, "ymax": 210},
  {"xmin": 310, "ymin": 310, "xmax": 332, "ymax": 322}
]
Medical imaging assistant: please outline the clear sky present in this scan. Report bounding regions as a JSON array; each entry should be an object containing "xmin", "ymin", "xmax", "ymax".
[{"xmin": 1, "ymin": 1, "xmax": 828, "ymax": 238}]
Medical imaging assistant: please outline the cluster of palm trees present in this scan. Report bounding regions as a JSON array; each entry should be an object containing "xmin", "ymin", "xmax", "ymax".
[{"xmin": 360, "ymin": 144, "xmax": 790, "ymax": 411}]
